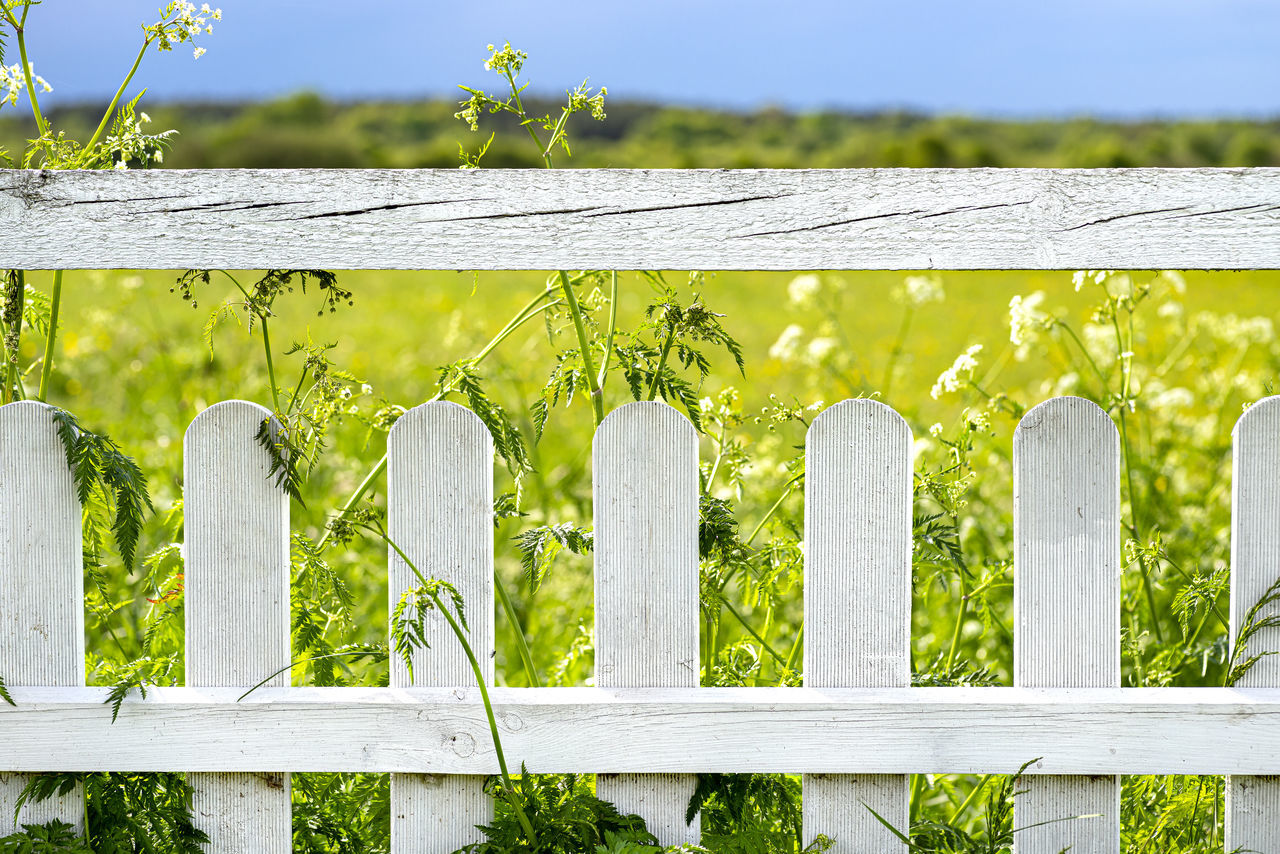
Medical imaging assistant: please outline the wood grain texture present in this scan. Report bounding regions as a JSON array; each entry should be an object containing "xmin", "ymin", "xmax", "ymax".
[
  {"xmin": 5, "ymin": 686, "xmax": 1280, "ymax": 774},
  {"xmin": 1227, "ymin": 396, "xmax": 1280, "ymax": 852},
  {"xmin": 1, "ymin": 168, "xmax": 1278, "ymax": 270},
  {"xmin": 184, "ymin": 400, "xmax": 292, "ymax": 853},
  {"xmin": 0, "ymin": 402, "xmax": 84, "ymax": 834},
  {"xmin": 387, "ymin": 402, "xmax": 493, "ymax": 852},
  {"xmin": 593, "ymin": 402, "xmax": 699, "ymax": 845},
  {"xmin": 803, "ymin": 400, "xmax": 911, "ymax": 853},
  {"xmin": 1013, "ymin": 397, "xmax": 1120, "ymax": 854}
]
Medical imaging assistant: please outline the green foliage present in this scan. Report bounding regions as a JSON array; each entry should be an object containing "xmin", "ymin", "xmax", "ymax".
[
  {"xmin": 49, "ymin": 407, "xmax": 153, "ymax": 569},
  {"xmin": 291, "ymin": 773, "xmax": 390, "ymax": 854},
  {"xmin": 455, "ymin": 773, "xmax": 659, "ymax": 854},
  {"xmin": 0, "ymin": 820, "xmax": 92, "ymax": 853},
  {"xmin": 14, "ymin": 773, "xmax": 207, "ymax": 853},
  {"xmin": 391, "ymin": 578, "xmax": 467, "ymax": 682},
  {"xmin": 516, "ymin": 523, "xmax": 594, "ymax": 594},
  {"xmin": 687, "ymin": 774, "xmax": 806, "ymax": 853}
]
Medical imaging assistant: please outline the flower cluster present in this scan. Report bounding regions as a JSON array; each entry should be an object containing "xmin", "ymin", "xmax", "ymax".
[
  {"xmin": 145, "ymin": 2, "xmax": 222, "ymax": 59},
  {"xmin": 0, "ymin": 61, "xmax": 52, "ymax": 109},
  {"xmin": 930, "ymin": 344, "xmax": 983, "ymax": 399},
  {"xmin": 892, "ymin": 274, "xmax": 945, "ymax": 308}
]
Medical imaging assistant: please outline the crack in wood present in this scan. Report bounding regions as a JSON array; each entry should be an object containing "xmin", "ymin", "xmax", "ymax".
[
  {"xmin": 1060, "ymin": 206, "xmax": 1191, "ymax": 231},
  {"xmin": 289, "ymin": 198, "xmax": 490, "ymax": 220},
  {"xmin": 582, "ymin": 193, "xmax": 796, "ymax": 218},
  {"xmin": 918, "ymin": 200, "xmax": 1033, "ymax": 218},
  {"xmin": 738, "ymin": 209, "xmax": 926, "ymax": 238}
]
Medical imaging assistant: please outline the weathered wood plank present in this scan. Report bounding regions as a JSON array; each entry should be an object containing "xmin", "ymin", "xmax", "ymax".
[
  {"xmin": 388, "ymin": 402, "xmax": 493, "ymax": 853},
  {"xmin": 1227, "ymin": 396, "xmax": 1280, "ymax": 851},
  {"xmin": 1013, "ymin": 397, "xmax": 1120, "ymax": 854},
  {"xmin": 594, "ymin": 402, "xmax": 700, "ymax": 845},
  {"xmin": 1, "ymin": 168, "xmax": 1278, "ymax": 270},
  {"xmin": 0, "ymin": 402, "xmax": 84, "ymax": 834},
  {"xmin": 4, "ymin": 686, "xmax": 1280, "ymax": 775},
  {"xmin": 185, "ymin": 401, "xmax": 292, "ymax": 852},
  {"xmin": 803, "ymin": 400, "xmax": 911, "ymax": 853}
]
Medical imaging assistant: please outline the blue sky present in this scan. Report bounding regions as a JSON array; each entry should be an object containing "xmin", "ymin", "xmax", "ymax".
[{"xmin": 21, "ymin": 0, "xmax": 1280, "ymax": 117}]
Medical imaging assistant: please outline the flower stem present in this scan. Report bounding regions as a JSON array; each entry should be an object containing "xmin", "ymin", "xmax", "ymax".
[
  {"xmin": 646, "ymin": 325, "xmax": 677, "ymax": 401},
  {"xmin": 494, "ymin": 571, "xmax": 541, "ymax": 687},
  {"xmin": 382, "ymin": 529, "xmax": 537, "ymax": 844},
  {"xmin": 36, "ymin": 269, "xmax": 61, "ymax": 401},
  {"xmin": 78, "ymin": 39, "xmax": 152, "ymax": 166},
  {"xmin": 557, "ymin": 271, "xmax": 604, "ymax": 425}
]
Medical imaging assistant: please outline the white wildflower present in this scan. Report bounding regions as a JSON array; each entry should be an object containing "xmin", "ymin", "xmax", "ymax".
[
  {"xmin": 769, "ymin": 324, "xmax": 804, "ymax": 363},
  {"xmin": 1072, "ymin": 270, "xmax": 1115, "ymax": 292},
  {"xmin": 893, "ymin": 274, "xmax": 944, "ymax": 308},
  {"xmin": 930, "ymin": 345, "xmax": 982, "ymax": 399},
  {"xmin": 193, "ymin": 46, "xmax": 207, "ymax": 59},
  {"xmin": 1159, "ymin": 270, "xmax": 1187, "ymax": 294},
  {"xmin": 787, "ymin": 274, "xmax": 822, "ymax": 308},
  {"xmin": 806, "ymin": 337, "xmax": 839, "ymax": 364},
  {"xmin": 361, "ymin": 383, "xmax": 374, "ymax": 396},
  {"xmin": 1008, "ymin": 291, "xmax": 1049, "ymax": 360},
  {"xmin": 929, "ymin": 422, "xmax": 944, "ymax": 437}
]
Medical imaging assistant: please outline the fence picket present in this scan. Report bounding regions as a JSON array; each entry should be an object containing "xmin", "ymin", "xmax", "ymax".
[
  {"xmin": 594, "ymin": 401, "xmax": 700, "ymax": 845},
  {"xmin": 0, "ymin": 402, "xmax": 84, "ymax": 834},
  {"xmin": 1013, "ymin": 397, "xmax": 1120, "ymax": 854},
  {"xmin": 387, "ymin": 402, "xmax": 494, "ymax": 852},
  {"xmin": 185, "ymin": 400, "xmax": 292, "ymax": 852},
  {"xmin": 802, "ymin": 399, "xmax": 911, "ymax": 853},
  {"xmin": 1227, "ymin": 395, "xmax": 1280, "ymax": 850}
]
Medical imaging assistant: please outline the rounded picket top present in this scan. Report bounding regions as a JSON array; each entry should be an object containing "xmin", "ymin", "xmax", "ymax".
[
  {"xmin": 1015, "ymin": 395, "xmax": 1117, "ymax": 446},
  {"xmin": 388, "ymin": 399, "xmax": 494, "ymax": 459},
  {"xmin": 595, "ymin": 399, "xmax": 697, "ymax": 449},
  {"xmin": 1232, "ymin": 394, "xmax": 1280, "ymax": 440},
  {"xmin": 806, "ymin": 397, "xmax": 912, "ymax": 448},
  {"xmin": 0, "ymin": 399, "xmax": 72, "ymax": 469},
  {"xmin": 185, "ymin": 399, "xmax": 275, "ymax": 448},
  {"xmin": 386, "ymin": 399, "xmax": 495, "ymax": 689}
]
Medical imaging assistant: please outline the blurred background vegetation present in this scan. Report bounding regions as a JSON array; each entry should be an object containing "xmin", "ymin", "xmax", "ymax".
[{"xmin": 3, "ymin": 92, "xmax": 1279, "ymax": 169}]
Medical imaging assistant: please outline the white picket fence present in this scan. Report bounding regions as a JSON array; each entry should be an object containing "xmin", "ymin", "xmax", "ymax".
[{"xmin": 1, "ymin": 167, "xmax": 1279, "ymax": 854}]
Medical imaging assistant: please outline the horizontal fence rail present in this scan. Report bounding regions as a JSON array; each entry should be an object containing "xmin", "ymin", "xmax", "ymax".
[
  {"xmin": 1, "ymin": 167, "xmax": 1279, "ymax": 270},
  {"xmin": 3, "ymin": 686, "xmax": 1280, "ymax": 776}
]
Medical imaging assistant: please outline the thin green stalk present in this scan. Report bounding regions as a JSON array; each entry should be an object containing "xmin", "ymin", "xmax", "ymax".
[
  {"xmin": 880, "ymin": 305, "xmax": 914, "ymax": 398},
  {"xmin": 384, "ymin": 530, "xmax": 537, "ymax": 843},
  {"xmin": 785, "ymin": 623, "xmax": 803, "ymax": 672},
  {"xmin": 36, "ymin": 270, "xmax": 62, "ymax": 401},
  {"xmin": 495, "ymin": 571, "xmax": 541, "ymax": 687},
  {"xmin": 595, "ymin": 270, "xmax": 618, "ymax": 389},
  {"xmin": 945, "ymin": 578, "xmax": 969, "ymax": 672},
  {"xmin": 745, "ymin": 475, "xmax": 802, "ymax": 546},
  {"xmin": 77, "ymin": 38, "xmax": 151, "ymax": 166},
  {"xmin": 557, "ymin": 270, "xmax": 604, "ymax": 425},
  {"xmin": 8, "ymin": 11, "xmax": 50, "ymax": 139},
  {"xmin": 948, "ymin": 774, "xmax": 992, "ymax": 826},
  {"xmin": 316, "ymin": 455, "xmax": 387, "ymax": 551},
  {"xmin": 646, "ymin": 325, "xmax": 677, "ymax": 401},
  {"xmin": 910, "ymin": 773, "xmax": 927, "ymax": 824},
  {"xmin": 720, "ymin": 599, "xmax": 789, "ymax": 667},
  {"xmin": 504, "ymin": 68, "xmax": 552, "ymax": 168}
]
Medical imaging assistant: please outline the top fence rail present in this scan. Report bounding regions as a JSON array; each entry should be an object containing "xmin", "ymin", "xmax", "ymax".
[{"xmin": 2, "ymin": 167, "xmax": 1278, "ymax": 271}]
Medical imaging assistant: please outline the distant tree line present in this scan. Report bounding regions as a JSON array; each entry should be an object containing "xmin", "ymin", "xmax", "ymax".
[{"xmin": 3, "ymin": 91, "xmax": 1276, "ymax": 169}]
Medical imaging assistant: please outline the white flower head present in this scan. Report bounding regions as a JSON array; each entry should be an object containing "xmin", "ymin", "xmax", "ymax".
[
  {"xmin": 787, "ymin": 274, "xmax": 822, "ymax": 308},
  {"xmin": 769, "ymin": 324, "xmax": 805, "ymax": 363},
  {"xmin": 893, "ymin": 274, "xmax": 944, "ymax": 308},
  {"xmin": 1008, "ymin": 291, "xmax": 1049, "ymax": 360},
  {"xmin": 930, "ymin": 345, "xmax": 983, "ymax": 399}
]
